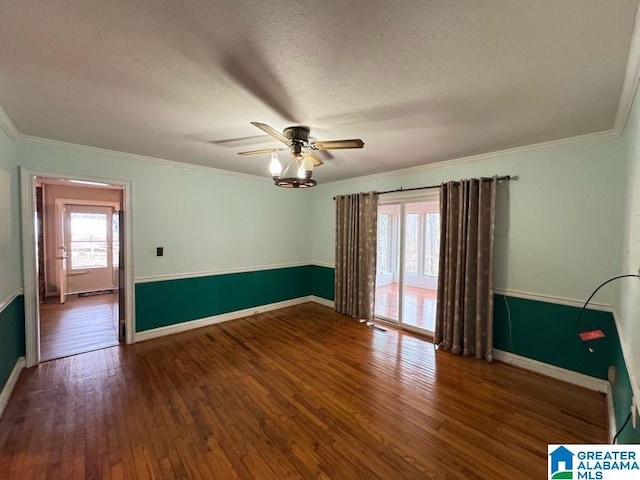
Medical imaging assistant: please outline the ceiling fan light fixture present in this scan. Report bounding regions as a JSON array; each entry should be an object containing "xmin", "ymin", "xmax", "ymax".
[
  {"xmin": 269, "ymin": 152, "xmax": 282, "ymax": 177},
  {"xmin": 274, "ymin": 177, "xmax": 317, "ymax": 189},
  {"xmin": 272, "ymin": 153, "xmax": 316, "ymax": 188},
  {"xmin": 302, "ymin": 155, "xmax": 314, "ymax": 172},
  {"xmin": 240, "ymin": 122, "xmax": 363, "ymax": 189}
]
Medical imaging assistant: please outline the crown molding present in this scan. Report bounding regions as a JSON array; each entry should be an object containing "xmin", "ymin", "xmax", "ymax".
[
  {"xmin": 17, "ymin": 133, "xmax": 269, "ymax": 183},
  {"xmin": 0, "ymin": 111, "xmax": 623, "ymax": 188},
  {"xmin": 614, "ymin": 3, "xmax": 640, "ymax": 134},
  {"xmin": 322, "ymin": 128, "xmax": 620, "ymax": 188},
  {"xmin": 0, "ymin": 107, "xmax": 19, "ymax": 141}
]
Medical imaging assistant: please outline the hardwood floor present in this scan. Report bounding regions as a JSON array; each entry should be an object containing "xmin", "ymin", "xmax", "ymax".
[
  {"xmin": 40, "ymin": 293, "xmax": 119, "ymax": 361},
  {"xmin": 1, "ymin": 302, "xmax": 606, "ymax": 479},
  {"xmin": 375, "ymin": 283, "xmax": 437, "ymax": 332}
]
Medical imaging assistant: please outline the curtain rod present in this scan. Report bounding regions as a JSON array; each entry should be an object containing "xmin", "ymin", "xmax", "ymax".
[{"xmin": 333, "ymin": 175, "xmax": 516, "ymax": 200}]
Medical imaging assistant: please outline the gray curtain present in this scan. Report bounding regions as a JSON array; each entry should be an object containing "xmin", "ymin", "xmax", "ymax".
[
  {"xmin": 435, "ymin": 177, "xmax": 497, "ymax": 361},
  {"xmin": 335, "ymin": 192, "xmax": 379, "ymax": 321}
]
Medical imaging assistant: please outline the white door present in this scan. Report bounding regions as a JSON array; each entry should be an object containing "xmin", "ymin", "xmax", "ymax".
[
  {"xmin": 56, "ymin": 204, "xmax": 69, "ymax": 304},
  {"xmin": 65, "ymin": 205, "xmax": 115, "ymax": 293}
]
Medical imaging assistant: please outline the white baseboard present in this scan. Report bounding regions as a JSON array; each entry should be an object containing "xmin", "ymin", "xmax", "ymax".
[
  {"xmin": 310, "ymin": 296, "xmax": 335, "ymax": 308},
  {"xmin": 134, "ymin": 296, "xmax": 333, "ymax": 342},
  {"xmin": 495, "ymin": 349, "xmax": 616, "ymax": 441},
  {"xmin": 0, "ymin": 356, "xmax": 25, "ymax": 419},
  {"xmin": 493, "ymin": 349, "xmax": 610, "ymax": 393}
]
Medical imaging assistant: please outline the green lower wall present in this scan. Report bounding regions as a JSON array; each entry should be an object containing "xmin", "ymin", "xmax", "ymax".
[
  {"xmin": 135, "ymin": 265, "xmax": 315, "ymax": 331},
  {"xmin": 611, "ymin": 337, "xmax": 640, "ymax": 443},
  {"xmin": 0, "ymin": 295, "xmax": 25, "ymax": 392},
  {"xmin": 493, "ymin": 295, "xmax": 616, "ymax": 380},
  {"xmin": 310, "ymin": 265, "xmax": 335, "ymax": 300}
]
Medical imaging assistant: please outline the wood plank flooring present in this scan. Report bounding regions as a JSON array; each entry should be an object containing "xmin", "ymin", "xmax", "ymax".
[
  {"xmin": 1, "ymin": 302, "xmax": 607, "ymax": 479},
  {"xmin": 40, "ymin": 293, "xmax": 119, "ymax": 361}
]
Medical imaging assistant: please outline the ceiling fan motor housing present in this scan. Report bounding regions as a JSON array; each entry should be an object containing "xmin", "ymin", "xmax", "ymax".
[{"xmin": 283, "ymin": 126, "xmax": 310, "ymax": 145}]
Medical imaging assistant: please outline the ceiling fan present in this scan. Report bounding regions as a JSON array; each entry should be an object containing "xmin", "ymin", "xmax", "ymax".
[
  {"xmin": 237, "ymin": 122, "xmax": 364, "ymax": 188},
  {"xmin": 237, "ymin": 122, "xmax": 365, "ymax": 167}
]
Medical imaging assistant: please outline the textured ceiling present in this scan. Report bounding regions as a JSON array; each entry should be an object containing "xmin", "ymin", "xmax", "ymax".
[{"xmin": 0, "ymin": 0, "xmax": 638, "ymax": 182}]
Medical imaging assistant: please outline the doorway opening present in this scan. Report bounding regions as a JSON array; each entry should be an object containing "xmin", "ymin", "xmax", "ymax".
[
  {"xmin": 35, "ymin": 177, "xmax": 125, "ymax": 361},
  {"xmin": 374, "ymin": 191, "xmax": 440, "ymax": 336}
]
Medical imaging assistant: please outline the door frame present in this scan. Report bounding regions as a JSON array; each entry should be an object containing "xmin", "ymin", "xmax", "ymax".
[{"xmin": 20, "ymin": 167, "xmax": 135, "ymax": 367}]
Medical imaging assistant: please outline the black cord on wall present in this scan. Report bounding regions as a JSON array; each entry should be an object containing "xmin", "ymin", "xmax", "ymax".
[
  {"xmin": 575, "ymin": 274, "xmax": 639, "ymax": 335},
  {"xmin": 612, "ymin": 411, "xmax": 632, "ymax": 444}
]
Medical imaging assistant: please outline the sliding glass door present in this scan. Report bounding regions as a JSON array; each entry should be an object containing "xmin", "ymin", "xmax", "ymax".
[
  {"xmin": 375, "ymin": 204, "xmax": 401, "ymax": 322},
  {"xmin": 374, "ymin": 192, "xmax": 440, "ymax": 335}
]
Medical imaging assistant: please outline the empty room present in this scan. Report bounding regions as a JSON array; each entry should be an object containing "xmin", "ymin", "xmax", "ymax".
[{"xmin": 1, "ymin": 1, "xmax": 640, "ymax": 478}]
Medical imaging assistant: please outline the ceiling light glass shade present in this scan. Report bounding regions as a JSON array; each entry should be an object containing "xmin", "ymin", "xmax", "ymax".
[
  {"xmin": 269, "ymin": 153, "xmax": 282, "ymax": 176},
  {"xmin": 270, "ymin": 153, "xmax": 317, "ymax": 188},
  {"xmin": 302, "ymin": 156, "xmax": 314, "ymax": 172}
]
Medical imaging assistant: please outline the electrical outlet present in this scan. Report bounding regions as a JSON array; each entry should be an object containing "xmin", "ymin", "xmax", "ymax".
[{"xmin": 632, "ymin": 397, "xmax": 638, "ymax": 429}]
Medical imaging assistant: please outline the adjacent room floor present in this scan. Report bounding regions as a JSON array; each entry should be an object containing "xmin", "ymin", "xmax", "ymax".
[
  {"xmin": 0, "ymin": 302, "xmax": 607, "ymax": 479},
  {"xmin": 39, "ymin": 292, "xmax": 119, "ymax": 361},
  {"xmin": 375, "ymin": 282, "xmax": 437, "ymax": 332}
]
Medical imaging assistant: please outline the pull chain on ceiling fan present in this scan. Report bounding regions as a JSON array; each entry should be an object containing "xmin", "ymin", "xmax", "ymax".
[{"xmin": 238, "ymin": 122, "xmax": 364, "ymax": 188}]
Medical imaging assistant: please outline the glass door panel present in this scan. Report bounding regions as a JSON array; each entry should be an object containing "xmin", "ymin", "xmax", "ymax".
[
  {"xmin": 374, "ymin": 204, "xmax": 400, "ymax": 322},
  {"xmin": 401, "ymin": 201, "xmax": 439, "ymax": 333}
]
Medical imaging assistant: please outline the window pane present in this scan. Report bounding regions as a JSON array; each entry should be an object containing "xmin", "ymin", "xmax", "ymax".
[
  {"xmin": 404, "ymin": 213, "xmax": 419, "ymax": 274},
  {"xmin": 377, "ymin": 213, "xmax": 390, "ymax": 274},
  {"xmin": 70, "ymin": 212, "xmax": 108, "ymax": 269},
  {"xmin": 423, "ymin": 213, "xmax": 440, "ymax": 277}
]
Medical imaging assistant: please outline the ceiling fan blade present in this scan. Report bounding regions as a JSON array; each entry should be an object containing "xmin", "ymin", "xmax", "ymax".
[
  {"xmin": 211, "ymin": 134, "xmax": 275, "ymax": 148},
  {"xmin": 311, "ymin": 139, "xmax": 364, "ymax": 150},
  {"xmin": 250, "ymin": 122, "xmax": 290, "ymax": 145},
  {"xmin": 237, "ymin": 147, "xmax": 287, "ymax": 156},
  {"xmin": 302, "ymin": 152, "xmax": 324, "ymax": 167}
]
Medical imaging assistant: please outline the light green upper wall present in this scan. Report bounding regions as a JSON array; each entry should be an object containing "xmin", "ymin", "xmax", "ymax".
[
  {"xmin": 616, "ymin": 77, "xmax": 640, "ymax": 400},
  {"xmin": 12, "ymin": 120, "xmax": 629, "ymax": 310},
  {"xmin": 310, "ymin": 136, "xmax": 626, "ymax": 306},
  {"xmin": 0, "ymin": 126, "xmax": 20, "ymax": 302},
  {"xmin": 18, "ymin": 142, "xmax": 313, "ymax": 279}
]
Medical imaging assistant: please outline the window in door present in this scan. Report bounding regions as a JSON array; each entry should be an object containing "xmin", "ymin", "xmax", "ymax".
[{"xmin": 69, "ymin": 212, "xmax": 109, "ymax": 270}]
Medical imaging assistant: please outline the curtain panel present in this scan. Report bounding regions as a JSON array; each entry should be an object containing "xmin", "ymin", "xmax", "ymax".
[
  {"xmin": 334, "ymin": 192, "xmax": 379, "ymax": 321},
  {"xmin": 435, "ymin": 177, "xmax": 497, "ymax": 361}
]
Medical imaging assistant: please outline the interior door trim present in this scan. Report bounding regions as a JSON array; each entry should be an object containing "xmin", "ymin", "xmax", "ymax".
[{"xmin": 20, "ymin": 167, "xmax": 135, "ymax": 367}]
